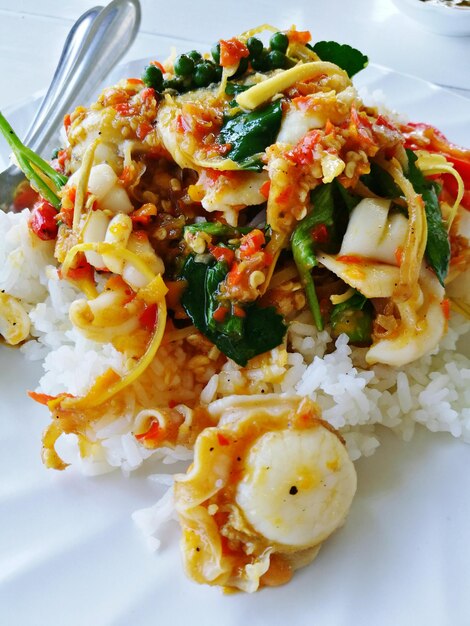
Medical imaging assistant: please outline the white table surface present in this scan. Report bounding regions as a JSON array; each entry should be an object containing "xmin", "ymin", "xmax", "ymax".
[
  {"xmin": 0, "ymin": 0, "xmax": 469, "ymax": 114},
  {"xmin": 0, "ymin": 4, "xmax": 470, "ymax": 625}
]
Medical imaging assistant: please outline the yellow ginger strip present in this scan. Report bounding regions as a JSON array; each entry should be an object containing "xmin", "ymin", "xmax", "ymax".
[
  {"xmin": 72, "ymin": 139, "xmax": 98, "ymax": 231},
  {"xmin": 236, "ymin": 61, "xmax": 350, "ymax": 110},
  {"xmin": 450, "ymin": 297, "xmax": 470, "ymax": 320},
  {"xmin": 163, "ymin": 325, "xmax": 197, "ymax": 344},
  {"xmin": 376, "ymin": 156, "xmax": 427, "ymax": 303},
  {"xmin": 330, "ymin": 288, "xmax": 355, "ymax": 305},
  {"xmin": 61, "ymin": 282, "xmax": 167, "ymax": 409},
  {"xmin": 288, "ymin": 41, "xmax": 320, "ymax": 63},
  {"xmin": 58, "ymin": 242, "xmax": 168, "ymax": 409},
  {"xmin": 42, "ymin": 421, "xmax": 69, "ymax": 470},
  {"xmin": 415, "ymin": 150, "xmax": 464, "ymax": 229},
  {"xmin": 239, "ymin": 24, "xmax": 278, "ymax": 39},
  {"xmin": 62, "ymin": 241, "xmax": 155, "ymax": 283},
  {"xmin": 260, "ymin": 231, "xmax": 288, "ymax": 296}
]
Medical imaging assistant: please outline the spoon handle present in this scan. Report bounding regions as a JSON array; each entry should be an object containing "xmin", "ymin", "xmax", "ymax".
[
  {"xmin": 25, "ymin": 0, "xmax": 141, "ymax": 158},
  {"xmin": 23, "ymin": 5, "xmax": 103, "ymax": 147}
]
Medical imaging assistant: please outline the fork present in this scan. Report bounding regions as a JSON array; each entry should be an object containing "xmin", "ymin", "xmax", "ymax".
[{"xmin": 0, "ymin": 0, "xmax": 141, "ymax": 211}]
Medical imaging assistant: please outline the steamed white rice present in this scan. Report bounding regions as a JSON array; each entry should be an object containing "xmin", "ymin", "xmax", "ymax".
[{"xmin": 2, "ymin": 208, "xmax": 470, "ymax": 543}]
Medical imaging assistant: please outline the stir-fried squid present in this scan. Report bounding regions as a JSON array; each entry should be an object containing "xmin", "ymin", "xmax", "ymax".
[
  {"xmin": 175, "ymin": 396, "xmax": 356, "ymax": 592},
  {"xmin": 0, "ymin": 22, "xmax": 469, "ymax": 592}
]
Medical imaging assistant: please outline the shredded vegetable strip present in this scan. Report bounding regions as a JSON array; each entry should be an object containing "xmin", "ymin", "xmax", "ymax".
[
  {"xmin": 59, "ymin": 242, "xmax": 168, "ymax": 409},
  {"xmin": 239, "ymin": 24, "xmax": 277, "ymax": 39},
  {"xmin": 62, "ymin": 241, "xmax": 156, "ymax": 281},
  {"xmin": 330, "ymin": 288, "xmax": 355, "ymax": 305},
  {"xmin": 450, "ymin": 297, "xmax": 470, "ymax": 320},
  {"xmin": 236, "ymin": 61, "xmax": 350, "ymax": 110},
  {"xmin": 260, "ymin": 232, "xmax": 288, "ymax": 295},
  {"xmin": 42, "ymin": 421, "xmax": 69, "ymax": 470},
  {"xmin": 288, "ymin": 41, "xmax": 319, "ymax": 62},
  {"xmin": 62, "ymin": 280, "xmax": 167, "ymax": 409},
  {"xmin": 0, "ymin": 111, "xmax": 67, "ymax": 208},
  {"xmin": 72, "ymin": 139, "xmax": 98, "ymax": 230},
  {"xmin": 268, "ymin": 263, "xmax": 300, "ymax": 290},
  {"xmin": 377, "ymin": 156, "xmax": 427, "ymax": 302},
  {"xmin": 217, "ymin": 64, "xmax": 237, "ymax": 99},
  {"xmin": 353, "ymin": 179, "xmax": 383, "ymax": 200},
  {"xmin": 15, "ymin": 152, "xmax": 62, "ymax": 208},
  {"xmin": 163, "ymin": 325, "xmax": 197, "ymax": 344},
  {"xmin": 415, "ymin": 151, "xmax": 464, "ymax": 229}
]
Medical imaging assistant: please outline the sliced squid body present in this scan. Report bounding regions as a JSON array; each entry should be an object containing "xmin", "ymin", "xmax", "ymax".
[
  {"xmin": 157, "ymin": 91, "xmax": 269, "ymax": 219},
  {"xmin": 122, "ymin": 232, "xmax": 164, "ymax": 289},
  {"xmin": 102, "ymin": 213, "xmax": 133, "ymax": 273},
  {"xmin": 321, "ymin": 254, "xmax": 447, "ymax": 366},
  {"xmin": 339, "ymin": 198, "xmax": 408, "ymax": 266},
  {"xmin": 447, "ymin": 207, "xmax": 470, "ymax": 304},
  {"xmin": 67, "ymin": 163, "xmax": 133, "ymax": 218},
  {"xmin": 156, "ymin": 99, "xmax": 198, "ymax": 171},
  {"xmin": 366, "ymin": 267, "xmax": 446, "ymax": 367},
  {"xmin": 318, "ymin": 198, "xmax": 446, "ymax": 367},
  {"xmin": 198, "ymin": 170, "xmax": 268, "ymax": 222},
  {"xmin": 68, "ymin": 108, "xmax": 124, "ymax": 173},
  {"xmin": 81, "ymin": 212, "xmax": 163, "ymax": 287},
  {"xmin": 157, "ymin": 90, "xmax": 238, "ymax": 172},
  {"xmin": 0, "ymin": 293, "xmax": 31, "ymax": 345},
  {"xmin": 174, "ymin": 395, "xmax": 356, "ymax": 592},
  {"xmin": 69, "ymin": 280, "xmax": 140, "ymax": 342},
  {"xmin": 318, "ymin": 198, "xmax": 405, "ymax": 297},
  {"xmin": 82, "ymin": 209, "xmax": 110, "ymax": 269},
  {"xmin": 87, "ymin": 163, "xmax": 133, "ymax": 214},
  {"xmin": 318, "ymin": 253, "xmax": 400, "ymax": 299},
  {"xmin": 67, "ymin": 102, "xmax": 148, "ymax": 175},
  {"xmin": 277, "ymin": 87, "xmax": 358, "ymax": 145},
  {"xmin": 236, "ymin": 427, "xmax": 355, "ymax": 548}
]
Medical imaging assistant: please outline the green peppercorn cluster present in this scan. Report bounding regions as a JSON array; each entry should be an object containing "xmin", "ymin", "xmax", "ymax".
[
  {"xmin": 248, "ymin": 31, "xmax": 291, "ymax": 72},
  {"xmin": 141, "ymin": 49, "xmax": 222, "ymax": 95},
  {"xmin": 141, "ymin": 31, "xmax": 293, "ymax": 95}
]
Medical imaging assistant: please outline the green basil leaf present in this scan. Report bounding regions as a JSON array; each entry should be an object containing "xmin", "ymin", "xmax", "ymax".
[
  {"xmin": 291, "ymin": 181, "xmax": 360, "ymax": 329},
  {"xmin": 218, "ymin": 100, "xmax": 283, "ymax": 167},
  {"xmin": 225, "ymin": 83, "xmax": 250, "ymax": 96},
  {"xmin": 406, "ymin": 149, "xmax": 450, "ymax": 286},
  {"xmin": 184, "ymin": 222, "xmax": 249, "ymax": 238},
  {"xmin": 184, "ymin": 222, "xmax": 264, "ymax": 241},
  {"xmin": 235, "ymin": 154, "xmax": 265, "ymax": 171},
  {"xmin": 330, "ymin": 291, "xmax": 373, "ymax": 344},
  {"xmin": 310, "ymin": 41, "xmax": 368, "ymax": 78},
  {"xmin": 205, "ymin": 261, "xmax": 230, "ymax": 333},
  {"xmin": 180, "ymin": 255, "xmax": 286, "ymax": 366},
  {"xmin": 360, "ymin": 162, "xmax": 402, "ymax": 198}
]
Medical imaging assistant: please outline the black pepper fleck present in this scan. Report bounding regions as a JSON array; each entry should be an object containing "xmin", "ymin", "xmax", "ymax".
[
  {"xmin": 209, "ymin": 447, "xmax": 214, "ymax": 452},
  {"xmin": 289, "ymin": 485, "xmax": 298, "ymax": 495}
]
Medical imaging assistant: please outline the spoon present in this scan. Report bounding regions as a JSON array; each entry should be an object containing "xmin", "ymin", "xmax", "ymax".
[{"xmin": 0, "ymin": 0, "xmax": 141, "ymax": 210}]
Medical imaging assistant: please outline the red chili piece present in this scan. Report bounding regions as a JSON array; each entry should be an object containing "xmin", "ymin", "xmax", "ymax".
[{"xmin": 29, "ymin": 200, "xmax": 58, "ymax": 241}]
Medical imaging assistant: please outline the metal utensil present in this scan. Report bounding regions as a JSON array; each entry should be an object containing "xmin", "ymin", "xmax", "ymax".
[{"xmin": 0, "ymin": 0, "xmax": 141, "ymax": 210}]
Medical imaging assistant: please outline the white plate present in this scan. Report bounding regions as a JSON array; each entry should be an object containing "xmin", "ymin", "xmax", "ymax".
[
  {"xmin": 393, "ymin": 0, "xmax": 470, "ymax": 37},
  {"xmin": 1, "ymin": 63, "xmax": 470, "ymax": 626}
]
